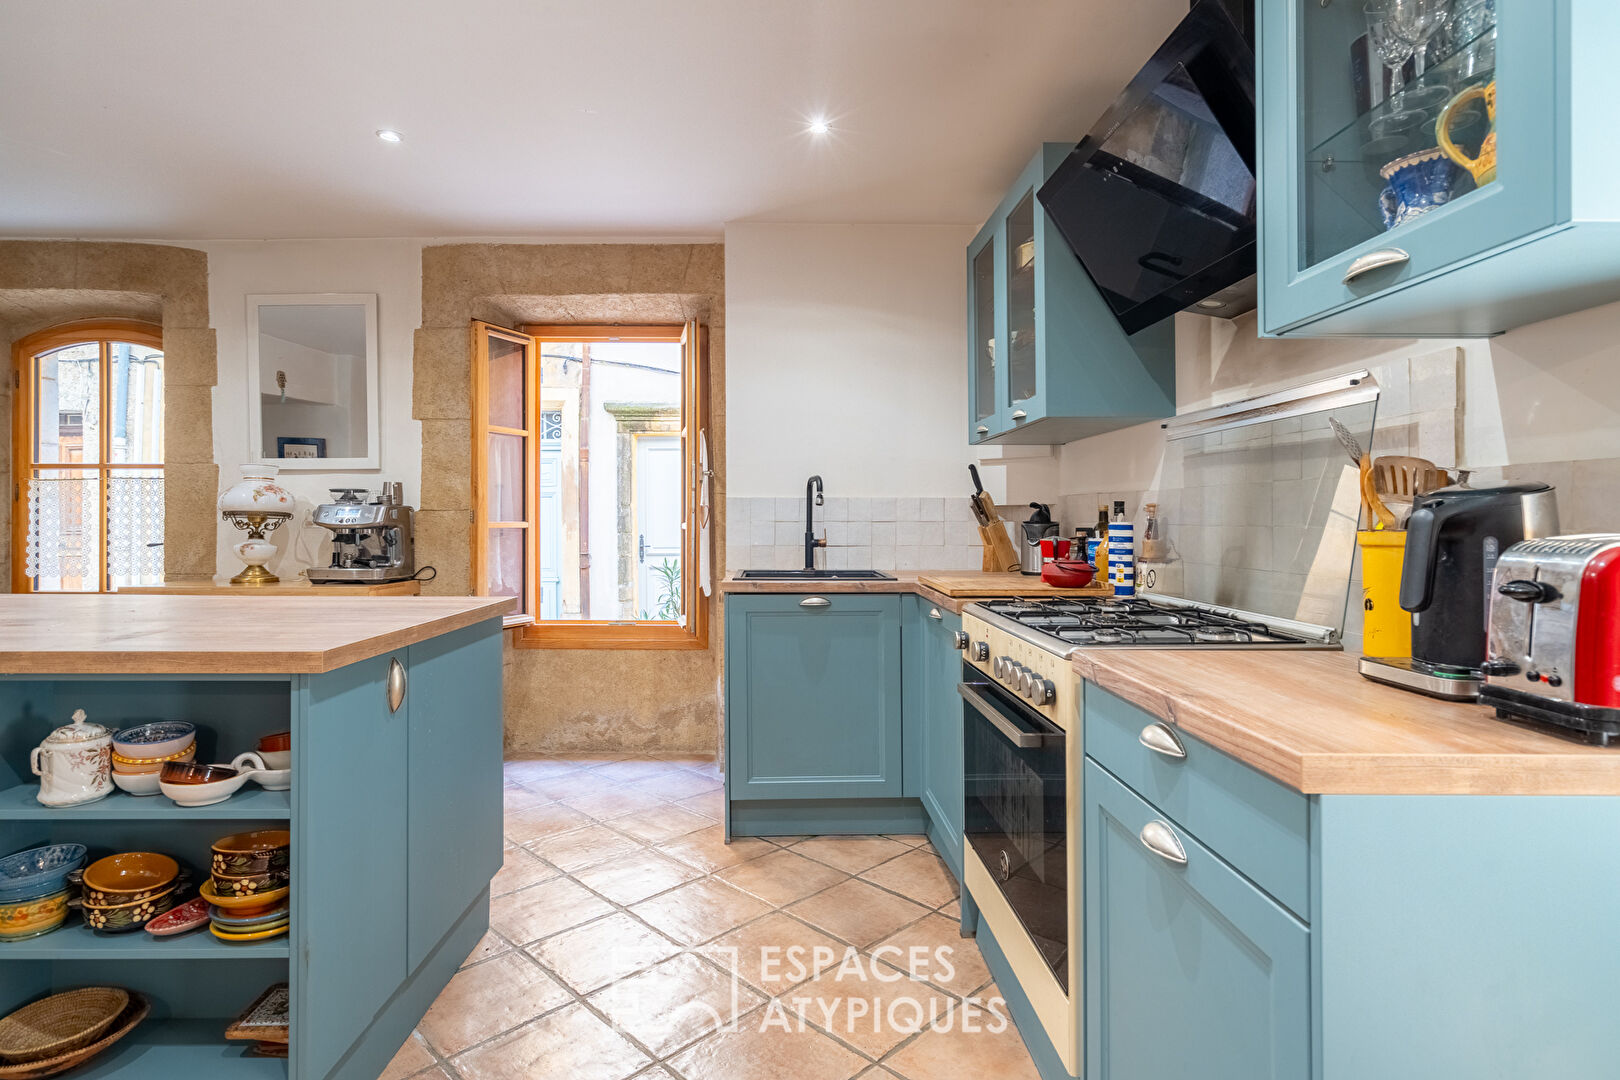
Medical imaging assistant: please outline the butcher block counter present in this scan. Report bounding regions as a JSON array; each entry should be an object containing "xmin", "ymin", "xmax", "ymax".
[
  {"xmin": 1073, "ymin": 647, "xmax": 1620, "ymax": 795},
  {"xmin": 0, "ymin": 594, "xmax": 511, "ymax": 674},
  {"xmin": 719, "ymin": 570, "xmax": 1106, "ymax": 614}
]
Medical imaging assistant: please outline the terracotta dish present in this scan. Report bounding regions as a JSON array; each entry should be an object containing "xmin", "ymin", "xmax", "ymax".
[
  {"xmin": 159, "ymin": 760, "xmax": 237, "ymax": 786},
  {"xmin": 77, "ymin": 853, "xmax": 178, "ymax": 902},
  {"xmin": 0, "ymin": 987, "xmax": 129, "ymax": 1064},
  {"xmin": 144, "ymin": 897, "xmax": 211, "ymax": 937},
  {"xmin": 211, "ymin": 830, "xmax": 290, "ymax": 877},
  {"xmin": 257, "ymin": 731, "xmax": 291, "ymax": 754},
  {"xmin": 200, "ymin": 879, "xmax": 289, "ymax": 914}
]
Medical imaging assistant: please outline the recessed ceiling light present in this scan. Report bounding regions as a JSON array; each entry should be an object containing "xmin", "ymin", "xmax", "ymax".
[
  {"xmin": 1196, "ymin": 298, "xmax": 1226, "ymax": 309},
  {"xmin": 376, "ymin": 129, "xmax": 403, "ymax": 143},
  {"xmin": 807, "ymin": 117, "xmax": 831, "ymax": 136}
]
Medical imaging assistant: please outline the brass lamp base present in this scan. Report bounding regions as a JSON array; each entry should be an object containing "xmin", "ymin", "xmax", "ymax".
[{"xmin": 230, "ymin": 564, "xmax": 281, "ymax": 586}]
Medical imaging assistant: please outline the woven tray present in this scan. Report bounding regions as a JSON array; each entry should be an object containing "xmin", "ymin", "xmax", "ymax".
[
  {"xmin": 0, "ymin": 995, "xmax": 149, "ymax": 1079},
  {"xmin": 0, "ymin": 988, "xmax": 128, "ymax": 1065}
]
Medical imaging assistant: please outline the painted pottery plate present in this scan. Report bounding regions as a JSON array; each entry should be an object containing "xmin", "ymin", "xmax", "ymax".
[
  {"xmin": 199, "ymin": 880, "xmax": 289, "ymax": 912},
  {"xmin": 209, "ymin": 922, "xmax": 289, "ymax": 942},
  {"xmin": 144, "ymin": 897, "xmax": 211, "ymax": 937}
]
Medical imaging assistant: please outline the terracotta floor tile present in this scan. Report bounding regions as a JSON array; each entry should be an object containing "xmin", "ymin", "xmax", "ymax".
[
  {"xmin": 788, "ymin": 954, "xmax": 957, "ymax": 1058},
  {"xmin": 697, "ymin": 913, "xmax": 851, "ymax": 995},
  {"xmin": 885, "ymin": 834, "xmax": 928, "ymax": 847},
  {"xmin": 453, "ymin": 1002, "xmax": 650, "ymax": 1080},
  {"xmin": 569, "ymin": 753, "xmax": 633, "ymax": 767},
  {"xmin": 657, "ymin": 825, "xmax": 774, "ymax": 873},
  {"xmin": 855, "ymin": 1069, "xmax": 903, "ymax": 1080},
  {"xmin": 378, "ymin": 1030, "xmax": 435, "ymax": 1080},
  {"xmin": 587, "ymin": 952, "xmax": 765, "ymax": 1057},
  {"xmin": 938, "ymin": 899, "xmax": 961, "ymax": 920},
  {"xmin": 418, "ymin": 951, "xmax": 572, "ymax": 1055},
  {"xmin": 573, "ymin": 848, "xmax": 704, "ymax": 905},
  {"xmin": 714, "ymin": 849, "xmax": 848, "ymax": 907},
  {"xmin": 631, "ymin": 1068, "xmax": 681, "ymax": 1080},
  {"xmin": 504, "ymin": 802, "xmax": 595, "ymax": 845},
  {"xmin": 593, "ymin": 756, "xmax": 681, "ymax": 782},
  {"xmin": 503, "ymin": 785, "xmax": 552, "ymax": 813},
  {"xmin": 503, "ymin": 758, "xmax": 582, "ymax": 784},
  {"xmin": 623, "ymin": 769, "xmax": 723, "ymax": 802},
  {"xmin": 882, "ymin": 991, "xmax": 1040, "ymax": 1080},
  {"xmin": 560, "ymin": 784, "xmax": 670, "ymax": 821},
  {"xmin": 673, "ymin": 789, "xmax": 724, "ymax": 820},
  {"xmin": 859, "ymin": 850, "xmax": 958, "ymax": 909},
  {"xmin": 491, "ymin": 845, "xmax": 559, "ymax": 896},
  {"xmin": 517, "ymin": 772, "xmax": 614, "ymax": 802},
  {"xmin": 630, "ymin": 877, "xmax": 774, "ymax": 946},
  {"xmin": 766, "ymin": 834, "xmax": 813, "ymax": 846},
  {"xmin": 791, "ymin": 836, "xmax": 913, "ymax": 875},
  {"xmin": 489, "ymin": 876, "xmax": 614, "ymax": 945},
  {"xmin": 525, "ymin": 823, "xmax": 645, "ymax": 873},
  {"xmin": 789, "ymin": 879, "xmax": 931, "ymax": 949},
  {"xmin": 870, "ymin": 914, "xmax": 992, "ymax": 996},
  {"xmin": 526, "ymin": 911, "xmax": 681, "ymax": 994},
  {"xmin": 412, "ymin": 1069, "xmax": 451, "ymax": 1080},
  {"xmin": 461, "ymin": 928, "xmax": 512, "ymax": 969},
  {"xmin": 612, "ymin": 804, "xmax": 715, "ymax": 844},
  {"xmin": 665, "ymin": 1013, "xmax": 869, "ymax": 1080}
]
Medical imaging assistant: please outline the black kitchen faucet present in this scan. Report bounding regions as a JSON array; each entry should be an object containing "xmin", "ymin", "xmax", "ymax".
[{"xmin": 804, "ymin": 475, "xmax": 825, "ymax": 570}]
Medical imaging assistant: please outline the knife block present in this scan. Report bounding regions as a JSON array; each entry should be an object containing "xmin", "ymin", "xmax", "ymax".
[{"xmin": 979, "ymin": 521, "xmax": 1019, "ymax": 573}]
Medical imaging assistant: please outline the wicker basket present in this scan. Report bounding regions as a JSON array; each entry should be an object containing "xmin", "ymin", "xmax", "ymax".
[
  {"xmin": 0, "ymin": 995, "xmax": 148, "ymax": 1080},
  {"xmin": 0, "ymin": 989, "xmax": 129, "ymax": 1064}
]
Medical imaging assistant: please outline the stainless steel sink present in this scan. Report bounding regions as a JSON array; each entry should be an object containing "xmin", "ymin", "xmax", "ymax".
[{"xmin": 735, "ymin": 569, "xmax": 896, "ymax": 581}]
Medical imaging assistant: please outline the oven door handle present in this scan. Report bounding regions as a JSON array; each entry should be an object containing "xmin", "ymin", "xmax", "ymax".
[{"xmin": 958, "ymin": 682, "xmax": 1064, "ymax": 749}]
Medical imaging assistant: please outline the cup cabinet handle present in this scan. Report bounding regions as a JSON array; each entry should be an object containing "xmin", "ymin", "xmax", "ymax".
[
  {"xmin": 1011, "ymin": 410, "xmax": 1028, "ymax": 421},
  {"xmin": 1342, "ymin": 248, "xmax": 1410, "ymax": 284},
  {"xmin": 799, "ymin": 597, "xmax": 831, "ymax": 609},
  {"xmin": 928, "ymin": 607, "xmax": 943, "ymax": 620},
  {"xmin": 1139, "ymin": 820, "xmax": 1188, "ymax": 866},
  {"xmin": 387, "ymin": 657, "xmax": 407, "ymax": 713},
  {"xmin": 976, "ymin": 426, "xmax": 990, "ymax": 435},
  {"xmin": 1138, "ymin": 722, "xmax": 1187, "ymax": 760}
]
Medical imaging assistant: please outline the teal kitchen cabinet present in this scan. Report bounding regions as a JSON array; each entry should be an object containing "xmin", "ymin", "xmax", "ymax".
[
  {"xmin": 1084, "ymin": 761, "xmax": 1310, "ymax": 1080},
  {"xmin": 725, "ymin": 594, "xmax": 905, "ymax": 818},
  {"xmin": 1259, "ymin": 0, "xmax": 1620, "ymax": 336},
  {"xmin": 902, "ymin": 598, "xmax": 966, "ymax": 880},
  {"xmin": 967, "ymin": 143, "xmax": 1175, "ymax": 445}
]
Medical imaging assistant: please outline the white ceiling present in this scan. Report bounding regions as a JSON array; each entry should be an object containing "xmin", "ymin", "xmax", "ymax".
[{"xmin": 0, "ymin": 0, "xmax": 1187, "ymax": 240}]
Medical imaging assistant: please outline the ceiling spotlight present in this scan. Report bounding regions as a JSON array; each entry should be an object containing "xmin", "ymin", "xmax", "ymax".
[
  {"xmin": 376, "ymin": 129, "xmax": 403, "ymax": 143},
  {"xmin": 1196, "ymin": 298, "xmax": 1226, "ymax": 309},
  {"xmin": 807, "ymin": 117, "xmax": 830, "ymax": 136}
]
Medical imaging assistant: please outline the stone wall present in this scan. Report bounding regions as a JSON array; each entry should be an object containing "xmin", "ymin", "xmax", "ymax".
[
  {"xmin": 414, "ymin": 243, "xmax": 725, "ymax": 754},
  {"xmin": 0, "ymin": 242, "xmax": 218, "ymax": 586}
]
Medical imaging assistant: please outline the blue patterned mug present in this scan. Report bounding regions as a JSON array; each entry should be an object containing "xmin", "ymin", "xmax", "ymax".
[{"xmin": 1378, "ymin": 148, "xmax": 1463, "ymax": 230}]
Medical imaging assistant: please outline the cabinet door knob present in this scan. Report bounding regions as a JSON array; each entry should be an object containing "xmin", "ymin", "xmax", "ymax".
[
  {"xmin": 1139, "ymin": 820, "xmax": 1188, "ymax": 866},
  {"xmin": 387, "ymin": 657, "xmax": 407, "ymax": 713},
  {"xmin": 1011, "ymin": 410, "xmax": 1028, "ymax": 420},
  {"xmin": 1342, "ymin": 247, "xmax": 1410, "ymax": 284},
  {"xmin": 799, "ymin": 597, "xmax": 831, "ymax": 608},
  {"xmin": 1138, "ymin": 722, "xmax": 1187, "ymax": 760},
  {"xmin": 928, "ymin": 607, "xmax": 943, "ymax": 620}
]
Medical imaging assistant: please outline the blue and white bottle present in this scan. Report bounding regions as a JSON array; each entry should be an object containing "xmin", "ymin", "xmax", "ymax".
[{"xmin": 1108, "ymin": 500, "xmax": 1135, "ymax": 597}]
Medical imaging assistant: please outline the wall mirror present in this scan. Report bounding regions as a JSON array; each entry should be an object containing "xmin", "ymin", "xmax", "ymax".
[{"xmin": 246, "ymin": 293, "xmax": 380, "ymax": 470}]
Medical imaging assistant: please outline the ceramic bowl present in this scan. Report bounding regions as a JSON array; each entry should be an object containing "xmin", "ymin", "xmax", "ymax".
[
  {"xmin": 111, "ymin": 721, "xmax": 197, "ymax": 760},
  {"xmin": 110, "ymin": 770, "xmax": 163, "ymax": 797},
  {"xmin": 210, "ymin": 921, "xmax": 289, "ymax": 943},
  {"xmin": 248, "ymin": 767, "xmax": 291, "ymax": 792},
  {"xmin": 211, "ymin": 830, "xmax": 290, "ymax": 877},
  {"xmin": 80, "ymin": 885, "xmax": 178, "ymax": 934},
  {"xmin": 257, "ymin": 731, "xmax": 291, "ymax": 754},
  {"xmin": 209, "ymin": 870, "xmax": 289, "ymax": 897},
  {"xmin": 77, "ymin": 852, "xmax": 179, "ymax": 905},
  {"xmin": 0, "ymin": 888, "xmax": 72, "ymax": 942},
  {"xmin": 256, "ymin": 749, "xmax": 291, "ymax": 771},
  {"xmin": 208, "ymin": 900, "xmax": 289, "ymax": 929},
  {"xmin": 112, "ymin": 744, "xmax": 196, "ymax": 775},
  {"xmin": 200, "ymin": 879, "xmax": 289, "ymax": 914},
  {"xmin": 160, "ymin": 760, "xmax": 239, "ymax": 786},
  {"xmin": 0, "ymin": 844, "xmax": 87, "ymax": 904},
  {"xmin": 160, "ymin": 771, "xmax": 252, "ymax": 807}
]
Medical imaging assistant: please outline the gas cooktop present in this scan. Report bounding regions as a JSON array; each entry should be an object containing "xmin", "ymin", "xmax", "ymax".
[{"xmin": 966, "ymin": 596, "xmax": 1340, "ymax": 654}]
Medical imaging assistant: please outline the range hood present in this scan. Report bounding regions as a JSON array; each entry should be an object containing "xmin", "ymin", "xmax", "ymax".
[{"xmin": 1037, "ymin": 0, "xmax": 1256, "ymax": 333}]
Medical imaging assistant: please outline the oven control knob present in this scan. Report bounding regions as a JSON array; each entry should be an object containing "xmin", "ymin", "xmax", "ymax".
[
  {"xmin": 998, "ymin": 849, "xmax": 1012, "ymax": 882},
  {"xmin": 1031, "ymin": 678, "xmax": 1056, "ymax": 706},
  {"xmin": 1018, "ymin": 668, "xmax": 1037, "ymax": 697},
  {"xmin": 952, "ymin": 631, "xmax": 970, "ymax": 650},
  {"xmin": 971, "ymin": 641, "xmax": 989, "ymax": 662},
  {"xmin": 991, "ymin": 656, "xmax": 1005, "ymax": 678}
]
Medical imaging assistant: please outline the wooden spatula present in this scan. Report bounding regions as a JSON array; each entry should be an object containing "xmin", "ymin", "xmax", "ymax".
[{"xmin": 1372, "ymin": 455, "xmax": 1448, "ymax": 527}]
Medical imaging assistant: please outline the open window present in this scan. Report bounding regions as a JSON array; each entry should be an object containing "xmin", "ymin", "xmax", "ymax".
[{"xmin": 470, "ymin": 321, "xmax": 709, "ymax": 649}]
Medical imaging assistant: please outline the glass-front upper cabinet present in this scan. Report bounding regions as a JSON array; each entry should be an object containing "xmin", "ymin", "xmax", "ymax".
[
  {"xmin": 1257, "ymin": 0, "xmax": 1620, "ymax": 337},
  {"xmin": 1005, "ymin": 190, "xmax": 1038, "ymax": 417},
  {"xmin": 968, "ymin": 234, "xmax": 999, "ymax": 440}
]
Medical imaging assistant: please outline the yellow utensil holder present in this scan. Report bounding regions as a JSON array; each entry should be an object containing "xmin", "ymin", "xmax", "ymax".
[{"xmin": 1358, "ymin": 530, "xmax": 1411, "ymax": 658}]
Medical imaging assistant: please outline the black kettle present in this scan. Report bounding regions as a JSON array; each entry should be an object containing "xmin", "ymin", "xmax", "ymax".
[{"xmin": 1399, "ymin": 483, "xmax": 1560, "ymax": 673}]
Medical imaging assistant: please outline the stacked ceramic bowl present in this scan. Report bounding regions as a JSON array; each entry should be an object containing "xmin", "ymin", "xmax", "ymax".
[
  {"xmin": 0, "ymin": 844, "xmax": 87, "ymax": 942},
  {"xmin": 203, "ymin": 830, "xmax": 290, "ymax": 942},
  {"xmin": 73, "ymin": 853, "xmax": 182, "ymax": 934},
  {"xmin": 110, "ymin": 722, "xmax": 197, "ymax": 797}
]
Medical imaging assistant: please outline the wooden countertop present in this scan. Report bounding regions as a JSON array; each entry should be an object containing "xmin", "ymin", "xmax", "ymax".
[
  {"xmin": 0, "ymin": 595, "xmax": 513, "ymax": 675},
  {"xmin": 719, "ymin": 570, "xmax": 1105, "ymax": 614},
  {"xmin": 1072, "ymin": 648, "xmax": 1620, "ymax": 796},
  {"xmin": 119, "ymin": 577, "xmax": 422, "ymax": 596}
]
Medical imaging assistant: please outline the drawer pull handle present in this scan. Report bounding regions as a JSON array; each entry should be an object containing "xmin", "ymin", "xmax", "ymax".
[
  {"xmin": 1011, "ymin": 410, "xmax": 1028, "ymax": 421},
  {"xmin": 1139, "ymin": 820, "xmax": 1188, "ymax": 866},
  {"xmin": 976, "ymin": 425, "xmax": 990, "ymax": 435},
  {"xmin": 1342, "ymin": 247, "xmax": 1409, "ymax": 284},
  {"xmin": 386, "ymin": 657, "xmax": 407, "ymax": 713},
  {"xmin": 1139, "ymin": 722, "xmax": 1187, "ymax": 760},
  {"xmin": 929, "ymin": 607, "xmax": 943, "ymax": 620},
  {"xmin": 799, "ymin": 597, "xmax": 831, "ymax": 608}
]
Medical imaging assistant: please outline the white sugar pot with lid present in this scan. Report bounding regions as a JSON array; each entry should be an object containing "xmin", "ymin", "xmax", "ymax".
[{"xmin": 30, "ymin": 709, "xmax": 114, "ymax": 807}]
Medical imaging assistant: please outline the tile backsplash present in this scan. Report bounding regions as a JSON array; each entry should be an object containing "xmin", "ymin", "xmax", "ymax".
[{"xmin": 725, "ymin": 497, "xmax": 986, "ymax": 573}]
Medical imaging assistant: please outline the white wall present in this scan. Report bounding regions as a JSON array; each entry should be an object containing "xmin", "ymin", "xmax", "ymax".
[
  {"xmin": 724, "ymin": 223, "xmax": 975, "ymax": 498},
  {"xmin": 203, "ymin": 238, "xmax": 424, "ymax": 579}
]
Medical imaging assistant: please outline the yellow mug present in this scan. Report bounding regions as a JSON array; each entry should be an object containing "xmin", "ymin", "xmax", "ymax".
[{"xmin": 1436, "ymin": 80, "xmax": 1497, "ymax": 186}]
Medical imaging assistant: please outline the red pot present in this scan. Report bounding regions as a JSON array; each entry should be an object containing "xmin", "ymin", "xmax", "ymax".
[{"xmin": 1041, "ymin": 560, "xmax": 1096, "ymax": 588}]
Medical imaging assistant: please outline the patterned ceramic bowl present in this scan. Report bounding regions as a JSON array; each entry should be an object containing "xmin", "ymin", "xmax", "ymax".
[
  {"xmin": 76, "ymin": 852, "xmax": 179, "ymax": 906},
  {"xmin": 209, "ymin": 870, "xmax": 289, "ymax": 898},
  {"xmin": 111, "ymin": 721, "xmax": 197, "ymax": 760},
  {"xmin": 0, "ymin": 844, "xmax": 86, "ymax": 904},
  {"xmin": 210, "ymin": 830, "xmax": 290, "ymax": 877},
  {"xmin": 112, "ymin": 742, "xmax": 196, "ymax": 773},
  {"xmin": 81, "ymin": 886, "xmax": 178, "ymax": 934},
  {"xmin": 0, "ymin": 890, "xmax": 71, "ymax": 941}
]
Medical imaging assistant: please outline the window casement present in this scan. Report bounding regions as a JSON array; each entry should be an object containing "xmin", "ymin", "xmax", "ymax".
[
  {"xmin": 470, "ymin": 321, "xmax": 710, "ymax": 650},
  {"xmin": 10, "ymin": 319, "xmax": 165, "ymax": 593}
]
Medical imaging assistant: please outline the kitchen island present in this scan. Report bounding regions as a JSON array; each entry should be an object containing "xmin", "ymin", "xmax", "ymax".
[{"xmin": 0, "ymin": 595, "xmax": 511, "ymax": 1080}]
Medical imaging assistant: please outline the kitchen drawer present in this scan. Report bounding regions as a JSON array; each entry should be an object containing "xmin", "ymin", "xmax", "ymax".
[{"xmin": 1082, "ymin": 682, "xmax": 1309, "ymax": 918}]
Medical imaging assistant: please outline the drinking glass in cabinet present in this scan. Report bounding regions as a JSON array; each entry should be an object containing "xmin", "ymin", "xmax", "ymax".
[{"xmin": 1299, "ymin": 0, "xmax": 1497, "ymax": 270}]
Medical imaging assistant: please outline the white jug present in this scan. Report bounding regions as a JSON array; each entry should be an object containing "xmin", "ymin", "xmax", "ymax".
[{"xmin": 30, "ymin": 709, "xmax": 113, "ymax": 807}]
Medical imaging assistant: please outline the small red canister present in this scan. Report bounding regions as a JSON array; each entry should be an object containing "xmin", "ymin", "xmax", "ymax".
[{"xmin": 1039, "ymin": 537, "xmax": 1072, "ymax": 564}]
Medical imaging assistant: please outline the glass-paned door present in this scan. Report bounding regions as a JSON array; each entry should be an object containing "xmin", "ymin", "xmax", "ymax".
[
  {"xmin": 1005, "ymin": 189, "xmax": 1038, "ymax": 410},
  {"xmin": 17, "ymin": 329, "xmax": 164, "ymax": 592},
  {"xmin": 471, "ymin": 324, "xmax": 537, "ymax": 616},
  {"xmin": 971, "ymin": 237, "xmax": 998, "ymax": 434}
]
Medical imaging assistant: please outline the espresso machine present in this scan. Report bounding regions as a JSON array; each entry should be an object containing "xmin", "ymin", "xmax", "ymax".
[{"xmin": 306, "ymin": 484, "xmax": 418, "ymax": 584}]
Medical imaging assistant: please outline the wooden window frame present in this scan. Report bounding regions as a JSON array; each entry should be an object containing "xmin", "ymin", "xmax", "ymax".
[
  {"xmin": 471, "ymin": 322, "xmax": 709, "ymax": 651},
  {"xmin": 10, "ymin": 318, "xmax": 164, "ymax": 593}
]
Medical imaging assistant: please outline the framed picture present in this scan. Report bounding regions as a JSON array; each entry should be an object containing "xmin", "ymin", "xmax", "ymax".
[{"xmin": 276, "ymin": 436, "xmax": 326, "ymax": 460}]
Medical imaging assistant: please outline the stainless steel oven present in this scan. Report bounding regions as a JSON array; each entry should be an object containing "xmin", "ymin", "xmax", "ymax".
[{"xmin": 959, "ymin": 666, "xmax": 1070, "ymax": 990}]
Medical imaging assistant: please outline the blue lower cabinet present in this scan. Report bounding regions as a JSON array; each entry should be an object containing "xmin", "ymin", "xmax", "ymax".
[
  {"xmin": 920, "ymin": 604, "xmax": 965, "ymax": 879},
  {"xmin": 725, "ymin": 594, "xmax": 903, "ymax": 800},
  {"xmin": 1084, "ymin": 760, "xmax": 1310, "ymax": 1080}
]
